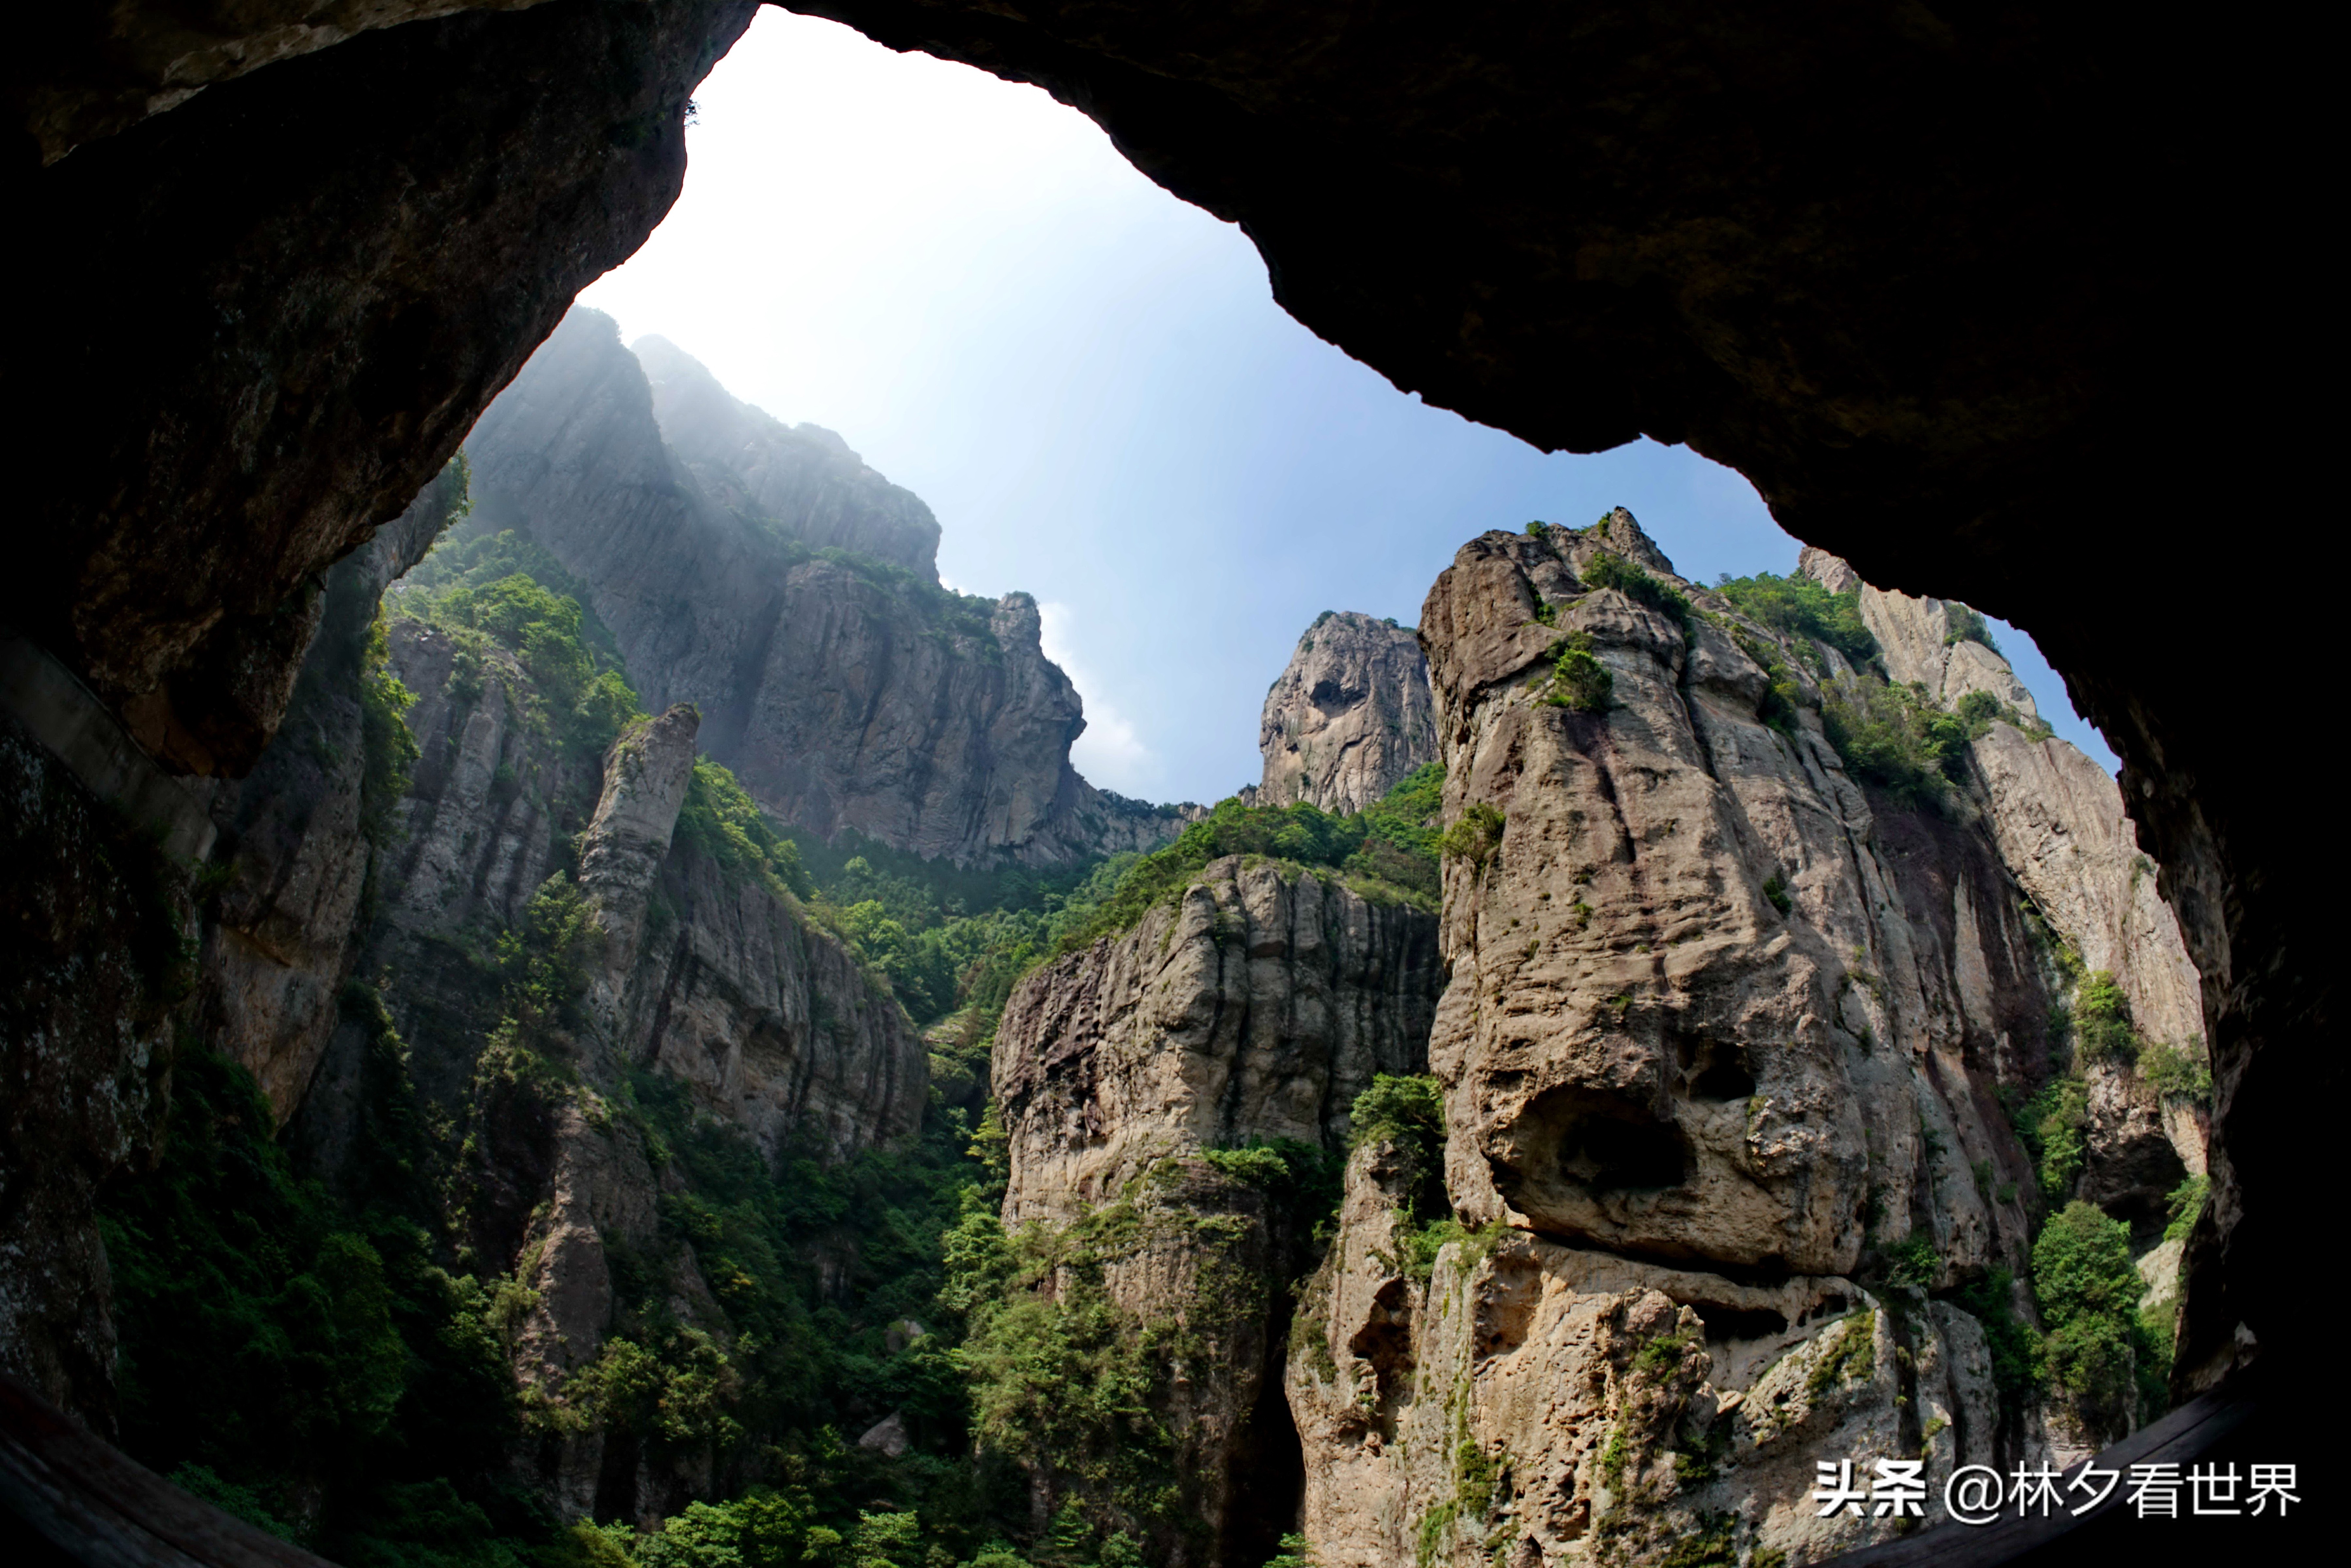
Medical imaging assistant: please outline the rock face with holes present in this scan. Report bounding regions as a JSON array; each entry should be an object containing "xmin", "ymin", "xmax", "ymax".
[
  {"xmin": 988, "ymin": 856, "xmax": 1444, "ymax": 1563},
  {"xmin": 1259, "ymin": 611, "xmax": 1439, "ymax": 813},
  {"xmin": 1289, "ymin": 1142, "xmax": 2002, "ymax": 1568},
  {"xmin": 463, "ymin": 308, "xmax": 1192, "ymax": 865},
  {"xmin": 1287, "ymin": 510, "xmax": 2091, "ymax": 1565}
]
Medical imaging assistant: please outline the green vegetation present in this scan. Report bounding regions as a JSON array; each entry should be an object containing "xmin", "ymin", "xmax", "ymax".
[
  {"xmin": 938, "ymin": 1151, "xmax": 1303, "ymax": 1556},
  {"xmin": 357, "ymin": 612, "xmax": 422, "ymax": 848},
  {"xmin": 1346, "ymin": 1074, "xmax": 1467, "ymax": 1283},
  {"xmin": 2033, "ymin": 1201, "xmax": 2169, "ymax": 1436},
  {"xmin": 1543, "ymin": 631, "xmax": 1612, "ymax": 711},
  {"xmin": 407, "ymin": 563, "xmax": 644, "ymax": 759},
  {"xmin": 1947, "ymin": 1268, "xmax": 2043, "ymax": 1426},
  {"xmin": 1438, "ymin": 802, "xmax": 1505, "ymax": 868},
  {"xmin": 2072, "ymin": 971, "xmax": 2141, "ymax": 1066},
  {"xmin": 1051, "ymin": 771, "xmax": 1445, "ymax": 961},
  {"xmin": 1805, "ymin": 1311, "xmax": 1877, "ymax": 1398},
  {"xmin": 1761, "ymin": 872, "xmax": 1791, "ymax": 915},
  {"xmin": 1712, "ymin": 570, "xmax": 1878, "ymax": 667},
  {"xmin": 1882, "ymin": 1234, "xmax": 1939, "ymax": 1289},
  {"xmin": 1581, "ymin": 551, "xmax": 1691, "ymax": 626},
  {"xmin": 2014, "ymin": 1077, "xmax": 2090, "ymax": 1201},
  {"xmin": 1943, "ymin": 603, "xmax": 2002, "ymax": 655},
  {"xmin": 677, "ymin": 756, "xmax": 816, "ymax": 899},
  {"xmin": 2141, "ymin": 1039, "xmax": 2213, "ymax": 1104},
  {"xmin": 2164, "ymin": 1174, "xmax": 2210, "ymax": 1244},
  {"xmin": 100, "ymin": 1023, "xmax": 552, "ymax": 1565},
  {"xmin": 1820, "ymin": 677, "xmax": 1976, "ymax": 805}
]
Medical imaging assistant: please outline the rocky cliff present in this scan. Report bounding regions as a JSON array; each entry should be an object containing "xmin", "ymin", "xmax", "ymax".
[
  {"xmin": 1255, "ymin": 511, "xmax": 2209, "ymax": 1565},
  {"xmin": 1259, "ymin": 611, "xmax": 1438, "ymax": 814},
  {"xmin": 1799, "ymin": 548, "xmax": 2208, "ymax": 1218},
  {"xmin": 633, "ymin": 334, "xmax": 942, "ymax": 578},
  {"xmin": 463, "ymin": 308, "xmax": 1189, "ymax": 866},
  {"xmin": 985, "ymin": 855, "xmax": 1444, "ymax": 1565}
]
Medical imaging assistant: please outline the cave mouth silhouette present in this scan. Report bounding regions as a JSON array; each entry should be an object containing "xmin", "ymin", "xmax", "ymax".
[{"xmin": 2, "ymin": 3, "xmax": 2326, "ymax": 1565}]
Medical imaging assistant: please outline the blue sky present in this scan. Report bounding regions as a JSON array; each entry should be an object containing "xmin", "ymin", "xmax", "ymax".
[{"xmin": 578, "ymin": 9, "xmax": 2116, "ymax": 802}]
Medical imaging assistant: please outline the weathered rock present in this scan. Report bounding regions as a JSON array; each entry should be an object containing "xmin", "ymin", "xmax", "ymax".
[
  {"xmin": 1258, "ymin": 611, "xmax": 1437, "ymax": 813},
  {"xmin": 1289, "ymin": 1144, "xmax": 2002, "ymax": 1568},
  {"xmin": 464, "ymin": 308, "xmax": 1191, "ymax": 866},
  {"xmin": 1420, "ymin": 518, "xmax": 2043, "ymax": 1282},
  {"xmin": 200, "ymin": 463, "xmax": 471, "ymax": 1121},
  {"xmin": 13, "ymin": 0, "xmax": 757, "ymax": 774},
  {"xmin": 996, "ymin": 856, "xmax": 1442, "ymax": 1226},
  {"xmin": 624, "ymin": 825, "xmax": 928, "ymax": 1162},
  {"xmin": 9, "ymin": 2, "xmax": 2320, "ymax": 1418},
  {"xmin": 578, "ymin": 704, "xmax": 700, "ymax": 1039},
  {"xmin": 634, "ymin": 334, "xmax": 942, "ymax": 578},
  {"xmin": 0, "ymin": 716, "xmax": 189, "ymax": 1428},
  {"xmin": 989, "ymin": 856, "xmax": 1442, "ymax": 1562},
  {"xmin": 1282, "ymin": 512, "xmax": 2089, "ymax": 1564},
  {"xmin": 1801, "ymin": 549, "xmax": 2208, "ymax": 1212}
]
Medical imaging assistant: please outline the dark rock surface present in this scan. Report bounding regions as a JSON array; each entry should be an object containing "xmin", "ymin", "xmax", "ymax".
[{"xmin": 8, "ymin": 0, "xmax": 756, "ymax": 775}]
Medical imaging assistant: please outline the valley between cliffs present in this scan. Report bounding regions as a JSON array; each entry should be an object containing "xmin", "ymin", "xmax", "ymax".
[{"xmin": 1, "ymin": 487, "xmax": 2206, "ymax": 1568}]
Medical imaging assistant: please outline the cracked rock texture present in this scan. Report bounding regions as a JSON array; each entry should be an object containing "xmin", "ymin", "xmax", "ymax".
[
  {"xmin": 997, "ymin": 857, "xmax": 1443, "ymax": 1226},
  {"xmin": 9, "ymin": 3, "xmax": 2317, "ymax": 1406},
  {"xmin": 989, "ymin": 857, "xmax": 1443, "ymax": 1562},
  {"xmin": 464, "ymin": 308, "xmax": 1191, "ymax": 866},
  {"xmin": 1289, "ymin": 1145, "xmax": 2000, "ymax": 1568},
  {"xmin": 1800, "ymin": 549, "xmax": 2209, "ymax": 1216},
  {"xmin": 1259, "ymin": 611, "xmax": 1438, "ymax": 813},
  {"xmin": 1285, "ymin": 512, "xmax": 2123, "ymax": 1565}
]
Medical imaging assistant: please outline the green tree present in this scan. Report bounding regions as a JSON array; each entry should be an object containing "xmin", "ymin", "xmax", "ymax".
[{"xmin": 2033, "ymin": 1201, "xmax": 2159, "ymax": 1437}]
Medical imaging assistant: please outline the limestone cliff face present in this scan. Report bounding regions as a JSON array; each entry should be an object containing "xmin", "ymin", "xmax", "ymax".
[
  {"xmin": 286, "ymin": 591, "xmax": 927, "ymax": 1516},
  {"xmin": 997, "ymin": 858, "xmax": 1443, "ymax": 1225},
  {"xmin": 1259, "ymin": 611, "xmax": 1438, "ymax": 813},
  {"xmin": 202, "ymin": 463, "xmax": 471, "ymax": 1122},
  {"xmin": 1289, "ymin": 514, "xmax": 2070, "ymax": 1566},
  {"xmin": 1800, "ymin": 548, "xmax": 2208, "ymax": 1211},
  {"xmin": 464, "ymin": 309, "xmax": 1186, "ymax": 866},
  {"xmin": 634, "ymin": 335, "xmax": 942, "ymax": 578},
  {"xmin": 990, "ymin": 859, "xmax": 1443, "ymax": 1563}
]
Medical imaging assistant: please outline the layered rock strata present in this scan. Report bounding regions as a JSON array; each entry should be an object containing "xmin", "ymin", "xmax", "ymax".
[
  {"xmin": 464, "ymin": 308, "xmax": 1188, "ymax": 865},
  {"xmin": 1259, "ymin": 611, "xmax": 1438, "ymax": 813},
  {"xmin": 991, "ymin": 857, "xmax": 1444, "ymax": 1564}
]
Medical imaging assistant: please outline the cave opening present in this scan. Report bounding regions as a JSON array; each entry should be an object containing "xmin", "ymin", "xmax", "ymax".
[{"xmin": 2, "ymin": 1, "xmax": 2318, "ymax": 1565}]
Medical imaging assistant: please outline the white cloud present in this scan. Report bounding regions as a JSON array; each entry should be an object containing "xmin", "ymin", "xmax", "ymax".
[{"xmin": 1037, "ymin": 601, "xmax": 1157, "ymax": 796}]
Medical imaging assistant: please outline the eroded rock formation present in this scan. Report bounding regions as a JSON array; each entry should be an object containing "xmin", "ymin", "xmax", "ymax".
[
  {"xmin": 989, "ymin": 858, "xmax": 1443, "ymax": 1563},
  {"xmin": 1279, "ymin": 513, "xmax": 2206, "ymax": 1564},
  {"xmin": 465, "ymin": 308, "xmax": 1187, "ymax": 865},
  {"xmin": 1259, "ymin": 611, "xmax": 1438, "ymax": 814}
]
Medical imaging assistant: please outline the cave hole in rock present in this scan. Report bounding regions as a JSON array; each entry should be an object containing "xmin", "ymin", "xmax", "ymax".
[
  {"xmin": 1520, "ymin": 1084, "xmax": 1691, "ymax": 1192},
  {"xmin": 1675, "ymin": 1035, "xmax": 1757, "ymax": 1102},
  {"xmin": 1688, "ymin": 1304, "xmax": 1790, "ymax": 1342}
]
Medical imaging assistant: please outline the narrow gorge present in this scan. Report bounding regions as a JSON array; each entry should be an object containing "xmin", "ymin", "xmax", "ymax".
[{"xmin": 3, "ymin": 388, "xmax": 2211, "ymax": 1566}]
